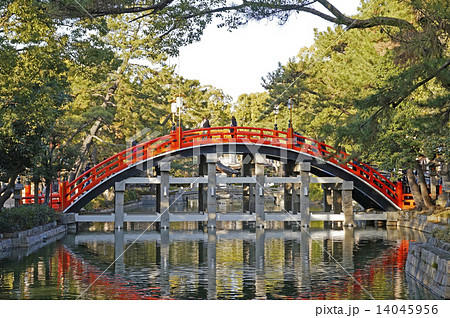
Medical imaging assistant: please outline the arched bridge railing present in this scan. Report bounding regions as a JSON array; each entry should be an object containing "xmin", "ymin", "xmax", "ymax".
[{"xmin": 58, "ymin": 127, "xmax": 406, "ymax": 211}]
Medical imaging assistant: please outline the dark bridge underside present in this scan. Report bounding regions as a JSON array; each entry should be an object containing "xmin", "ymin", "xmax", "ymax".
[{"xmin": 65, "ymin": 143, "xmax": 399, "ymax": 213}]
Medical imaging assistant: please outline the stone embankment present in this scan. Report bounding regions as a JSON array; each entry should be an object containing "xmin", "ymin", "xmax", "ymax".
[
  {"xmin": 406, "ymin": 237, "xmax": 450, "ymax": 299},
  {"xmin": 0, "ymin": 221, "xmax": 66, "ymax": 252},
  {"xmin": 395, "ymin": 211, "xmax": 449, "ymax": 299}
]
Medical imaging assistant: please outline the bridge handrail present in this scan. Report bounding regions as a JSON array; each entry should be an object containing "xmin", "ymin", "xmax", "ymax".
[
  {"xmin": 65, "ymin": 134, "xmax": 172, "ymax": 206},
  {"xmin": 62, "ymin": 126, "xmax": 399, "ymax": 209},
  {"xmin": 291, "ymin": 133, "xmax": 397, "ymax": 201}
]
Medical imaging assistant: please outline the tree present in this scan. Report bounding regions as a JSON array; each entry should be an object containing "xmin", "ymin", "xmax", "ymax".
[
  {"xmin": 0, "ymin": 0, "xmax": 70, "ymax": 207},
  {"xmin": 248, "ymin": 1, "xmax": 449, "ymax": 210}
]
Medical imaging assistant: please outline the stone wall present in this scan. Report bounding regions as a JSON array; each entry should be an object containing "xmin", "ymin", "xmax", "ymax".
[
  {"xmin": 394, "ymin": 211, "xmax": 450, "ymax": 299},
  {"xmin": 0, "ymin": 222, "xmax": 66, "ymax": 252},
  {"xmin": 396, "ymin": 212, "xmax": 449, "ymax": 233},
  {"xmin": 405, "ymin": 237, "xmax": 450, "ymax": 299}
]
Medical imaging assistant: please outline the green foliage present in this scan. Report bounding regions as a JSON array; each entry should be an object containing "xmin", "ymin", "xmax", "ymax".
[
  {"xmin": 309, "ymin": 183, "xmax": 323, "ymax": 202},
  {"xmin": 250, "ymin": 0, "xmax": 449, "ymax": 178},
  {"xmin": 0, "ymin": 204, "xmax": 59, "ymax": 233},
  {"xmin": 432, "ymin": 227, "xmax": 450, "ymax": 243},
  {"xmin": 0, "ymin": 0, "xmax": 71, "ymax": 190}
]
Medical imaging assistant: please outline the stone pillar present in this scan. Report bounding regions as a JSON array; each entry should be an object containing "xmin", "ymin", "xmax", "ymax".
[
  {"xmin": 242, "ymin": 240, "xmax": 255, "ymax": 297},
  {"xmin": 14, "ymin": 183, "xmax": 24, "ymax": 208},
  {"xmin": 283, "ymin": 160, "xmax": 295, "ymax": 213},
  {"xmin": 342, "ymin": 181, "xmax": 354, "ymax": 227},
  {"xmin": 114, "ymin": 181, "xmax": 125, "ymax": 229},
  {"xmin": 299, "ymin": 162, "xmax": 311, "ymax": 228},
  {"xmin": 198, "ymin": 155, "xmax": 207, "ymax": 213},
  {"xmin": 114, "ymin": 229, "xmax": 125, "ymax": 276},
  {"xmin": 386, "ymin": 211, "xmax": 399, "ymax": 227},
  {"xmin": 207, "ymin": 228, "xmax": 217, "ymax": 300},
  {"xmin": 160, "ymin": 228, "xmax": 170, "ymax": 298},
  {"xmin": 430, "ymin": 165, "xmax": 437, "ymax": 200},
  {"xmin": 155, "ymin": 165, "xmax": 161, "ymax": 213},
  {"xmin": 207, "ymin": 154, "xmax": 217, "ymax": 228},
  {"xmin": 299, "ymin": 230, "xmax": 311, "ymax": 292},
  {"xmin": 322, "ymin": 184, "xmax": 332, "ymax": 212},
  {"xmin": 255, "ymin": 154, "xmax": 265, "ymax": 228},
  {"xmin": 242, "ymin": 154, "xmax": 253, "ymax": 213},
  {"xmin": 332, "ymin": 187, "xmax": 342, "ymax": 214},
  {"xmin": 342, "ymin": 227, "xmax": 354, "ymax": 271},
  {"xmin": 255, "ymin": 228, "xmax": 266, "ymax": 299},
  {"xmin": 159, "ymin": 161, "xmax": 171, "ymax": 229},
  {"xmin": 292, "ymin": 166, "xmax": 301, "ymax": 215}
]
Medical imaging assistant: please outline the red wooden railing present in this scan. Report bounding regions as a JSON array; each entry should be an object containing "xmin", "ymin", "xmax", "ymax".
[
  {"xmin": 18, "ymin": 127, "xmax": 423, "ymax": 211},
  {"xmin": 56, "ymin": 127, "xmax": 406, "ymax": 211},
  {"xmin": 20, "ymin": 183, "xmax": 63, "ymax": 211}
]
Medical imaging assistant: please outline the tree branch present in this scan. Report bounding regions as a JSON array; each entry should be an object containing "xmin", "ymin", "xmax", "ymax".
[{"xmin": 83, "ymin": 0, "xmax": 176, "ymax": 17}]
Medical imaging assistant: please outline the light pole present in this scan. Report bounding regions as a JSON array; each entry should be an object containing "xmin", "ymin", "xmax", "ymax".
[
  {"xmin": 176, "ymin": 95, "xmax": 183, "ymax": 128},
  {"xmin": 170, "ymin": 94, "xmax": 184, "ymax": 130},
  {"xmin": 274, "ymin": 104, "xmax": 279, "ymax": 130},
  {"xmin": 287, "ymin": 98, "xmax": 293, "ymax": 129},
  {"xmin": 170, "ymin": 100, "xmax": 177, "ymax": 131}
]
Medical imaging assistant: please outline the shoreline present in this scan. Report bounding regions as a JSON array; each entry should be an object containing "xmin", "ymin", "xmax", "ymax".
[
  {"xmin": 395, "ymin": 211, "xmax": 449, "ymax": 299},
  {"xmin": 0, "ymin": 221, "xmax": 66, "ymax": 254}
]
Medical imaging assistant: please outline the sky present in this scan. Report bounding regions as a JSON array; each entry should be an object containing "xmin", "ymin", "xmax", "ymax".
[{"xmin": 174, "ymin": 0, "xmax": 361, "ymax": 101}]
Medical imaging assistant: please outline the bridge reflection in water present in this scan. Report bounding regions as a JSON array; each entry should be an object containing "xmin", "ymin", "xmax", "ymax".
[
  {"xmin": 50, "ymin": 225, "xmax": 436, "ymax": 300},
  {"xmin": 1, "ymin": 225, "xmax": 440, "ymax": 299}
]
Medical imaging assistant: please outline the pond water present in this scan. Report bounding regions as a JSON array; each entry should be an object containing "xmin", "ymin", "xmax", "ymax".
[{"xmin": 0, "ymin": 222, "xmax": 440, "ymax": 300}]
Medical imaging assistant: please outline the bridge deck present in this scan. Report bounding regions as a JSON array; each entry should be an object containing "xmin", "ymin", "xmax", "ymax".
[{"xmin": 74, "ymin": 212, "xmax": 387, "ymax": 223}]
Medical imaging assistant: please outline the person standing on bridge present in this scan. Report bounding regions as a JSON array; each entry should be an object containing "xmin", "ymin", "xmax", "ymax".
[
  {"xmin": 82, "ymin": 163, "xmax": 92, "ymax": 188},
  {"xmin": 131, "ymin": 140, "xmax": 138, "ymax": 161},
  {"xmin": 200, "ymin": 117, "xmax": 210, "ymax": 139},
  {"xmin": 201, "ymin": 117, "xmax": 210, "ymax": 128},
  {"xmin": 230, "ymin": 116, "xmax": 237, "ymax": 136}
]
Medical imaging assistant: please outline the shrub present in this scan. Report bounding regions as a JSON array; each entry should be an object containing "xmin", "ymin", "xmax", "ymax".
[
  {"xmin": 432, "ymin": 227, "xmax": 450, "ymax": 243},
  {"xmin": 0, "ymin": 204, "xmax": 59, "ymax": 233}
]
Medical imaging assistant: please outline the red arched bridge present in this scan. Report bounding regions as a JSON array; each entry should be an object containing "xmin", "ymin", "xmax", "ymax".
[{"xmin": 26, "ymin": 127, "xmax": 417, "ymax": 212}]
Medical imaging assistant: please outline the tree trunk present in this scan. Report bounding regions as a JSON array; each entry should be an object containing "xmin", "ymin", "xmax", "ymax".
[
  {"xmin": 0, "ymin": 173, "xmax": 18, "ymax": 209},
  {"xmin": 34, "ymin": 181, "xmax": 39, "ymax": 204},
  {"xmin": 74, "ymin": 81, "xmax": 119, "ymax": 179},
  {"xmin": 415, "ymin": 160, "xmax": 434, "ymax": 210},
  {"xmin": 44, "ymin": 179, "xmax": 51, "ymax": 205},
  {"xmin": 406, "ymin": 168, "xmax": 424, "ymax": 211}
]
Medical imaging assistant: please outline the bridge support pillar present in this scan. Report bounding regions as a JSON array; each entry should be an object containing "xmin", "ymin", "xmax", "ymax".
[
  {"xmin": 341, "ymin": 181, "xmax": 354, "ymax": 227},
  {"xmin": 207, "ymin": 154, "xmax": 217, "ymax": 228},
  {"xmin": 292, "ymin": 165, "xmax": 302, "ymax": 214},
  {"xmin": 242, "ymin": 154, "xmax": 254, "ymax": 213},
  {"xmin": 332, "ymin": 187, "xmax": 342, "ymax": 214},
  {"xmin": 155, "ymin": 166, "xmax": 161, "ymax": 213},
  {"xmin": 114, "ymin": 181, "xmax": 125, "ymax": 229},
  {"xmin": 159, "ymin": 161, "xmax": 171, "ymax": 229},
  {"xmin": 342, "ymin": 227, "xmax": 354, "ymax": 270},
  {"xmin": 198, "ymin": 155, "xmax": 207, "ymax": 213},
  {"xmin": 283, "ymin": 160, "xmax": 295, "ymax": 213},
  {"xmin": 160, "ymin": 229, "xmax": 170, "ymax": 298},
  {"xmin": 299, "ymin": 162, "xmax": 311, "ymax": 227},
  {"xmin": 114, "ymin": 229, "xmax": 125, "ymax": 275},
  {"xmin": 322, "ymin": 184, "xmax": 332, "ymax": 212},
  {"xmin": 255, "ymin": 154, "xmax": 265, "ymax": 228},
  {"xmin": 332, "ymin": 185, "xmax": 343, "ymax": 228},
  {"xmin": 299, "ymin": 229, "xmax": 311, "ymax": 291},
  {"xmin": 255, "ymin": 228, "xmax": 266, "ymax": 299},
  {"xmin": 207, "ymin": 229, "xmax": 217, "ymax": 299}
]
